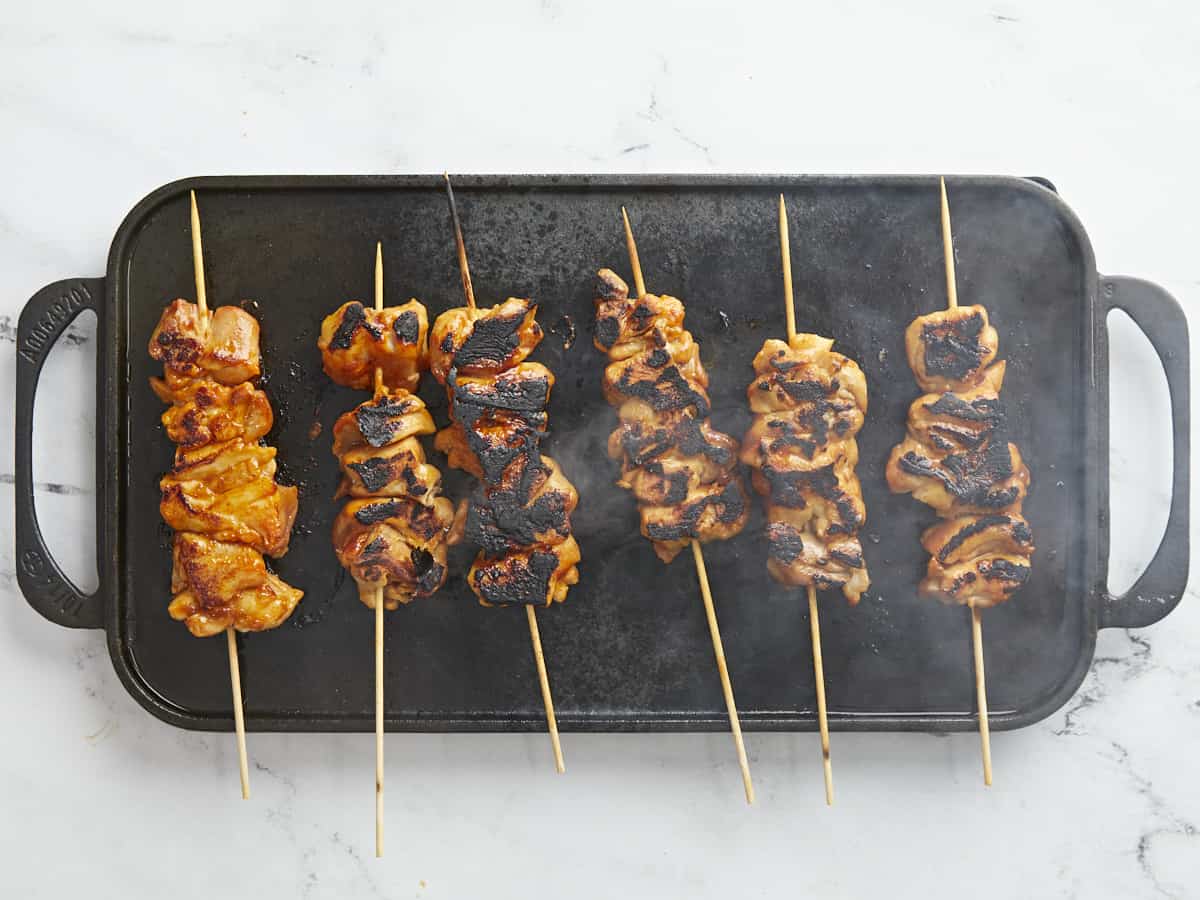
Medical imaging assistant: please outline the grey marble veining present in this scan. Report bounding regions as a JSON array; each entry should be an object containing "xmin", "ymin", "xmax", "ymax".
[{"xmin": 2, "ymin": 1, "xmax": 1198, "ymax": 897}]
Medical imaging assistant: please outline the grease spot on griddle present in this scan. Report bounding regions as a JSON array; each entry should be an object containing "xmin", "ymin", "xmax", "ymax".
[{"xmin": 549, "ymin": 314, "xmax": 576, "ymax": 350}]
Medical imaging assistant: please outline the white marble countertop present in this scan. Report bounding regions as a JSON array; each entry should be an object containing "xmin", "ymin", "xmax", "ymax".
[{"xmin": 2, "ymin": 1, "xmax": 1197, "ymax": 897}]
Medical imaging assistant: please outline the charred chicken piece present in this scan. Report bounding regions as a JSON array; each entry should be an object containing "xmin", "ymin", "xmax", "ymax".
[
  {"xmin": 593, "ymin": 269, "xmax": 749, "ymax": 561},
  {"xmin": 332, "ymin": 496, "xmax": 454, "ymax": 609},
  {"xmin": 903, "ymin": 361, "xmax": 1006, "ymax": 453},
  {"xmin": 904, "ymin": 305, "xmax": 999, "ymax": 393},
  {"xmin": 468, "ymin": 535, "xmax": 582, "ymax": 607},
  {"xmin": 766, "ymin": 523, "xmax": 870, "ymax": 605},
  {"xmin": 918, "ymin": 514, "xmax": 1034, "ymax": 609},
  {"xmin": 435, "ymin": 362, "xmax": 554, "ymax": 483},
  {"xmin": 330, "ymin": 389, "xmax": 442, "ymax": 502},
  {"xmin": 149, "ymin": 300, "xmax": 261, "ymax": 385},
  {"xmin": 428, "ymin": 298, "xmax": 542, "ymax": 382},
  {"xmin": 318, "ymin": 300, "xmax": 429, "ymax": 392},
  {"xmin": 169, "ymin": 533, "xmax": 303, "ymax": 637},
  {"xmin": 885, "ymin": 438, "xmax": 1030, "ymax": 518},
  {"xmin": 430, "ymin": 299, "xmax": 582, "ymax": 608}
]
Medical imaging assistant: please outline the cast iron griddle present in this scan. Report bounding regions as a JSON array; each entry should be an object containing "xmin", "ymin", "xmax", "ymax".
[{"xmin": 14, "ymin": 175, "xmax": 1190, "ymax": 732}]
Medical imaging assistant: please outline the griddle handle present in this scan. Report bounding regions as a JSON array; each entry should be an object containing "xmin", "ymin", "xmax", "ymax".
[
  {"xmin": 14, "ymin": 278, "xmax": 106, "ymax": 629},
  {"xmin": 1098, "ymin": 276, "xmax": 1190, "ymax": 629}
]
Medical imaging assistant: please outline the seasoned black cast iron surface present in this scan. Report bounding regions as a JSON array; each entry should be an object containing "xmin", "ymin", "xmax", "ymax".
[{"xmin": 118, "ymin": 178, "xmax": 1091, "ymax": 731}]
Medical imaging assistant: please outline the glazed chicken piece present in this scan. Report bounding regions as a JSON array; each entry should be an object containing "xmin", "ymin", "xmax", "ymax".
[
  {"xmin": 592, "ymin": 269, "xmax": 749, "ymax": 561},
  {"xmin": 332, "ymin": 496, "xmax": 455, "ymax": 609},
  {"xmin": 904, "ymin": 305, "xmax": 999, "ymax": 393},
  {"xmin": 159, "ymin": 439, "xmax": 299, "ymax": 557},
  {"xmin": 428, "ymin": 298, "xmax": 542, "ymax": 382},
  {"xmin": 766, "ymin": 523, "xmax": 870, "ymax": 605},
  {"xmin": 318, "ymin": 299, "xmax": 429, "ymax": 392},
  {"xmin": 430, "ymin": 297, "xmax": 582, "ymax": 608},
  {"xmin": 168, "ymin": 533, "xmax": 303, "ymax": 636},
  {"xmin": 149, "ymin": 300, "xmax": 262, "ymax": 385},
  {"xmin": 151, "ymin": 378, "xmax": 273, "ymax": 448},
  {"xmin": 754, "ymin": 451, "xmax": 867, "ymax": 538}
]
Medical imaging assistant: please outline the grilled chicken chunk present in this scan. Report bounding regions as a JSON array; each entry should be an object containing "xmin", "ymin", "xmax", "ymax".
[
  {"xmin": 593, "ymin": 269, "xmax": 749, "ymax": 562},
  {"xmin": 160, "ymin": 439, "xmax": 299, "ymax": 558},
  {"xmin": 429, "ymin": 298, "xmax": 543, "ymax": 381},
  {"xmin": 332, "ymin": 496, "xmax": 455, "ymax": 608},
  {"xmin": 151, "ymin": 378, "xmax": 273, "ymax": 448},
  {"xmin": 920, "ymin": 513, "xmax": 1037, "ymax": 607},
  {"xmin": 886, "ymin": 438, "xmax": 1030, "ymax": 518},
  {"xmin": 330, "ymin": 390, "xmax": 442, "ymax": 502},
  {"xmin": 431, "ymin": 299, "xmax": 582, "ymax": 608},
  {"xmin": 766, "ymin": 523, "xmax": 870, "ymax": 604},
  {"xmin": 318, "ymin": 300, "xmax": 429, "ymax": 392},
  {"xmin": 468, "ymin": 535, "xmax": 582, "ymax": 607},
  {"xmin": 169, "ymin": 533, "xmax": 302, "ymax": 637},
  {"xmin": 903, "ymin": 361, "xmax": 1006, "ymax": 453},
  {"xmin": 904, "ymin": 305, "xmax": 999, "ymax": 393},
  {"xmin": 149, "ymin": 300, "xmax": 262, "ymax": 385},
  {"xmin": 149, "ymin": 297, "xmax": 302, "ymax": 634}
]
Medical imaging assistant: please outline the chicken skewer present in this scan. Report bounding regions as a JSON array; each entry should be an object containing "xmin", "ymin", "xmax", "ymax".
[
  {"xmin": 192, "ymin": 193, "xmax": 252, "ymax": 800},
  {"xmin": 740, "ymin": 195, "xmax": 872, "ymax": 804},
  {"xmin": 435, "ymin": 174, "xmax": 576, "ymax": 773},
  {"xmin": 939, "ymin": 178, "xmax": 991, "ymax": 784},
  {"xmin": 594, "ymin": 207, "xmax": 755, "ymax": 804},
  {"xmin": 149, "ymin": 190, "xmax": 304, "ymax": 798},
  {"xmin": 885, "ymin": 178, "xmax": 1036, "ymax": 784},
  {"xmin": 317, "ymin": 244, "xmax": 453, "ymax": 855}
]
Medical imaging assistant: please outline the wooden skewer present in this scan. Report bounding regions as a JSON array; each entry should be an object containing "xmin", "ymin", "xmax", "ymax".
[
  {"xmin": 190, "ymin": 190, "xmax": 208, "ymax": 321},
  {"xmin": 940, "ymin": 177, "xmax": 959, "ymax": 311},
  {"xmin": 939, "ymin": 178, "xmax": 992, "ymax": 786},
  {"xmin": 445, "ymin": 174, "xmax": 565, "ymax": 773},
  {"xmin": 779, "ymin": 195, "xmax": 834, "ymax": 805},
  {"xmin": 373, "ymin": 242, "xmax": 387, "ymax": 856},
  {"xmin": 970, "ymin": 604, "xmax": 992, "ymax": 785},
  {"xmin": 445, "ymin": 174, "xmax": 477, "ymax": 313},
  {"xmin": 190, "ymin": 190, "xmax": 251, "ymax": 801},
  {"xmin": 225, "ymin": 627, "xmax": 250, "ymax": 799},
  {"xmin": 526, "ymin": 605, "xmax": 565, "ymax": 773},
  {"xmin": 622, "ymin": 206, "xmax": 754, "ymax": 805}
]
